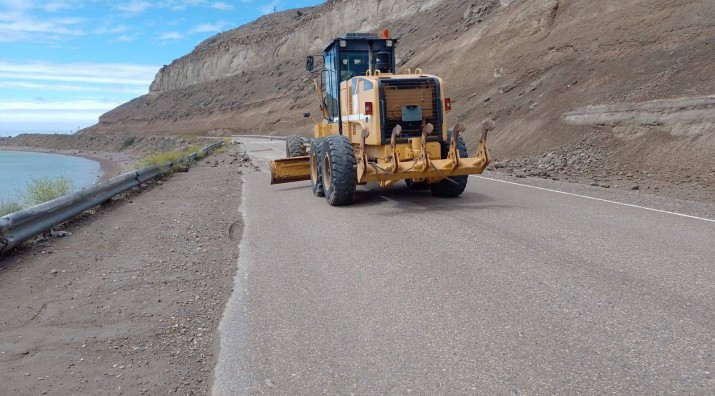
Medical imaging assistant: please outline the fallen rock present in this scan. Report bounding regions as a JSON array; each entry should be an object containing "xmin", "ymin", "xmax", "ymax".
[{"xmin": 50, "ymin": 230, "xmax": 71, "ymax": 237}]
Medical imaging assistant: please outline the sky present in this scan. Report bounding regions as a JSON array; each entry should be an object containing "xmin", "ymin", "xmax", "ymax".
[{"xmin": 0, "ymin": 0, "xmax": 322, "ymax": 136}]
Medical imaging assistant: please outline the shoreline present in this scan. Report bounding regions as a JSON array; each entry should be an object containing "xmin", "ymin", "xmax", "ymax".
[{"xmin": 0, "ymin": 146, "xmax": 135, "ymax": 183}]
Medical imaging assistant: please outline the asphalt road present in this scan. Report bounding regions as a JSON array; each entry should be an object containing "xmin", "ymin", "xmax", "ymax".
[{"xmin": 213, "ymin": 138, "xmax": 715, "ymax": 395}]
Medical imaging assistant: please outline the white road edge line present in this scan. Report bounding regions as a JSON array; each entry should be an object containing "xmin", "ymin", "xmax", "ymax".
[{"xmin": 472, "ymin": 175, "xmax": 715, "ymax": 223}]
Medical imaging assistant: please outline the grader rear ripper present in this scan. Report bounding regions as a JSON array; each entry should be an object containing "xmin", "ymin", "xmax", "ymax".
[{"xmin": 269, "ymin": 31, "xmax": 493, "ymax": 206}]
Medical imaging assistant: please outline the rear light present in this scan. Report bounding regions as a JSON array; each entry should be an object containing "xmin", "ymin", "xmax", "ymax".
[
  {"xmin": 445, "ymin": 98, "xmax": 452, "ymax": 112},
  {"xmin": 365, "ymin": 102, "xmax": 373, "ymax": 115}
]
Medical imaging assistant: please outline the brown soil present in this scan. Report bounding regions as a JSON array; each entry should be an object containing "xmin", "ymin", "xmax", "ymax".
[{"xmin": 0, "ymin": 145, "xmax": 251, "ymax": 395}]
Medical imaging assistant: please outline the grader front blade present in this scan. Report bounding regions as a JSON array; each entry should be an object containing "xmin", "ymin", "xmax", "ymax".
[{"xmin": 269, "ymin": 156, "xmax": 310, "ymax": 184}]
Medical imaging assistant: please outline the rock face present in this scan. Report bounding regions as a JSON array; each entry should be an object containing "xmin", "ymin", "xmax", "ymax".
[
  {"xmin": 81, "ymin": 0, "xmax": 715, "ymax": 198},
  {"xmin": 148, "ymin": 0, "xmax": 446, "ymax": 93}
]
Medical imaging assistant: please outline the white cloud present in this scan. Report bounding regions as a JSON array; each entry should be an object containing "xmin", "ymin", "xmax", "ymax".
[
  {"xmin": 189, "ymin": 21, "xmax": 229, "ymax": 34},
  {"xmin": 0, "ymin": 0, "xmax": 33, "ymax": 11},
  {"xmin": 94, "ymin": 24, "xmax": 129, "ymax": 35},
  {"xmin": 159, "ymin": 31, "xmax": 183, "ymax": 40},
  {"xmin": 0, "ymin": 99, "xmax": 123, "ymax": 134},
  {"xmin": 157, "ymin": 0, "xmax": 206, "ymax": 11},
  {"xmin": 0, "ymin": 117, "xmax": 102, "ymax": 135},
  {"xmin": 0, "ymin": 61, "xmax": 157, "ymax": 134},
  {"xmin": 115, "ymin": 0, "xmax": 152, "ymax": 14},
  {"xmin": 0, "ymin": 80, "xmax": 146, "ymax": 95},
  {"xmin": 167, "ymin": 18, "xmax": 185, "ymax": 26},
  {"xmin": 42, "ymin": 1, "xmax": 74, "ymax": 12},
  {"xmin": 0, "ymin": 99, "xmax": 123, "ymax": 111},
  {"xmin": 112, "ymin": 0, "xmax": 236, "ymax": 14},
  {"xmin": 0, "ymin": 10, "xmax": 22, "ymax": 22},
  {"xmin": 211, "ymin": 2, "xmax": 233, "ymax": 10},
  {"xmin": 0, "ymin": 61, "xmax": 158, "ymax": 86},
  {"xmin": 0, "ymin": 110, "xmax": 108, "ymax": 134},
  {"xmin": 116, "ymin": 34, "xmax": 137, "ymax": 42},
  {"xmin": 0, "ymin": 12, "xmax": 85, "ymax": 42}
]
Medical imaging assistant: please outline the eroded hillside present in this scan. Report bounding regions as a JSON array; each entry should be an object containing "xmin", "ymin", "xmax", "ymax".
[{"xmin": 80, "ymin": 0, "xmax": 715, "ymax": 201}]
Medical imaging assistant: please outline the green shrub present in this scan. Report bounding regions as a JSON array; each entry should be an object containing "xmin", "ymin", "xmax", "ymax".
[
  {"xmin": 135, "ymin": 145, "xmax": 202, "ymax": 170},
  {"xmin": 213, "ymin": 146, "xmax": 228, "ymax": 155},
  {"xmin": 0, "ymin": 199, "xmax": 23, "ymax": 216},
  {"xmin": 17, "ymin": 175, "xmax": 72, "ymax": 206},
  {"xmin": 118, "ymin": 136, "xmax": 136, "ymax": 151}
]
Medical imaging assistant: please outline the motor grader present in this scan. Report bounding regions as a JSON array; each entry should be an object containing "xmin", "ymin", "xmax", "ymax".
[{"xmin": 269, "ymin": 31, "xmax": 492, "ymax": 206}]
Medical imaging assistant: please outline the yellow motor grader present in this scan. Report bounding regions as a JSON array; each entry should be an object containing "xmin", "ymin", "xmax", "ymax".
[{"xmin": 270, "ymin": 31, "xmax": 492, "ymax": 206}]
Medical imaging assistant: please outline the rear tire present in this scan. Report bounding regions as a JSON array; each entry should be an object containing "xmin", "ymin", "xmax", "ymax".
[
  {"xmin": 286, "ymin": 135, "xmax": 306, "ymax": 157},
  {"xmin": 429, "ymin": 132, "xmax": 469, "ymax": 198},
  {"xmin": 310, "ymin": 138, "xmax": 325, "ymax": 197},
  {"xmin": 322, "ymin": 135, "xmax": 357, "ymax": 206}
]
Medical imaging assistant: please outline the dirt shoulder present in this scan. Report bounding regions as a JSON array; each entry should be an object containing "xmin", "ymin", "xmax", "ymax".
[{"xmin": 0, "ymin": 145, "xmax": 252, "ymax": 395}]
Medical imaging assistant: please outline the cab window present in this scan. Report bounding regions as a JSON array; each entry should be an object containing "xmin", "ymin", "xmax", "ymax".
[{"xmin": 340, "ymin": 51, "xmax": 369, "ymax": 81}]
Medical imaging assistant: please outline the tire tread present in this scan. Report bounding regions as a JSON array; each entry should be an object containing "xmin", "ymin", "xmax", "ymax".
[
  {"xmin": 286, "ymin": 135, "xmax": 307, "ymax": 157},
  {"xmin": 429, "ymin": 132, "xmax": 469, "ymax": 198},
  {"xmin": 323, "ymin": 135, "xmax": 357, "ymax": 206}
]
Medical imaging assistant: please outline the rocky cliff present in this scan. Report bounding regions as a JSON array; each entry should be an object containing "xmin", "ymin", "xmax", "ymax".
[{"xmin": 81, "ymin": 0, "xmax": 715, "ymax": 200}]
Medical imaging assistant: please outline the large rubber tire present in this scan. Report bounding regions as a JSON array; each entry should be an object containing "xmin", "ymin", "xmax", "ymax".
[
  {"xmin": 429, "ymin": 132, "xmax": 469, "ymax": 198},
  {"xmin": 310, "ymin": 138, "xmax": 325, "ymax": 197},
  {"xmin": 321, "ymin": 135, "xmax": 357, "ymax": 206},
  {"xmin": 286, "ymin": 135, "xmax": 307, "ymax": 158},
  {"xmin": 405, "ymin": 179, "xmax": 429, "ymax": 190}
]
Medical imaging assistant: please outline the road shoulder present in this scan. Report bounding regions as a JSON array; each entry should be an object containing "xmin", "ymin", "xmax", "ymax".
[{"xmin": 0, "ymin": 146, "xmax": 248, "ymax": 395}]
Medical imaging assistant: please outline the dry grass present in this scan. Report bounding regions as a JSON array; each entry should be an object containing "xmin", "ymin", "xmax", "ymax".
[
  {"xmin": 18, "ymin": 175, "xmax": 72, "ymax": 206},
  {"xmin": 135, "ymin": 145, "xmax": 202, "ymax": 169},
  {"xmin": 212, "ymin": 146, "xmax": 228, "ymax": 155},
  {"xmin": 0, "ymin": 199, "xmax": 23, "ymax": 217},
  {"xmin": 1, "ymin": 175, "xmax": 73, "ymax": 216}
]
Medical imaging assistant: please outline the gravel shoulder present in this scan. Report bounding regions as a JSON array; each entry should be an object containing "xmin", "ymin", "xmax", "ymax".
[{"xmin": 0, "ymin": 145, "xmax": 249, "ymax": 395}]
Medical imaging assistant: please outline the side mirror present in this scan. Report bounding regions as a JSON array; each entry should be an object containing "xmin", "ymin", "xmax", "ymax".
[
  {"xmin": 303, "ymin": 112, "xmax": 310, "ymax": 118},
  {"xmin": 306, "ymin": 56, "xmax": 314, "ymax": 72}
]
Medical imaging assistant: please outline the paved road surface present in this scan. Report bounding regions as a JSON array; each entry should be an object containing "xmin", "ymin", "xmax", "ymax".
[{"xmin": 213, "ymin": 138, "xmax": 714, "ymax": 394}]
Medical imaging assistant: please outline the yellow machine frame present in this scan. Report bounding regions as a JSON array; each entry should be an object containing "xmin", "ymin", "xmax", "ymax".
[{"xmin": 270, "ymin": 69, "xmax": 492, "ymax": 187}]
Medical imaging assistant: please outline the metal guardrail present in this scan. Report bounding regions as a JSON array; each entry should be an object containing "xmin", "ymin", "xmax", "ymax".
[{"xmin": 0, "ymin": 142, "xmax": 223, "ymax": 256}]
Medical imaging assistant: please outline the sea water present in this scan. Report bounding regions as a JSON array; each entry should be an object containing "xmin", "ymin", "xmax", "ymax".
[{"xmin": 0, "ymin": 150, "xmax": 102, "ymax": 202}]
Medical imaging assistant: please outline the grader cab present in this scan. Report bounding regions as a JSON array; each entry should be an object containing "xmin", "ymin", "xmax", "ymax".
[{"xmin": 269, "ymin": 31, "xmax": 492, "ymax": 206}]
